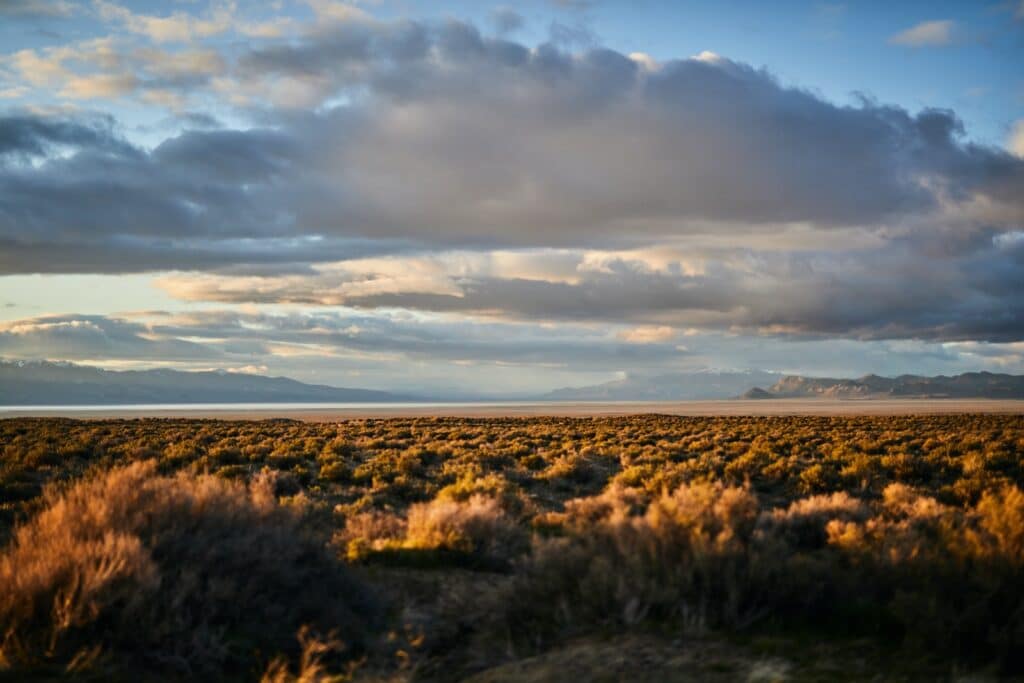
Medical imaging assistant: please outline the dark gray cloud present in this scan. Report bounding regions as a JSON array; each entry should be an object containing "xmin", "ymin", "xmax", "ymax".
[
  {"xmin": 491, "ymin": 7, "xmax": 524, "ymax": 35},
  {"xmin": 3, "ymin": 24, "xmax": 1021, "ymax": 266},
  {"xmin": 0, "ymin": 0, "xmax": 74, "ymax": 17},
  {"xmin": 0, "ymin": 114, "xmax": 122, "ymax": 159},
  {"xmin": 548, "ymin": 0, "xmax": 595, "ymax": 11}
]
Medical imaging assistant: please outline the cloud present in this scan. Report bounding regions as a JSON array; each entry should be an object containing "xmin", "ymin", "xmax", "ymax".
[
  {"xmin": 155, "ymin": 234, "xmax": 1024, "ymax": 343},
  {"xmin": 0, "ymin": 0, "xmax": 75, "ymax": 17},
  {"xmin": 618, "ymin": 326, "xmax": 677, "ymax": 344},
  {"xmin": 0, "ymin": 314, "xmax": 220, "ymax": 362},
  {"xmin": 304, "ymin": 0, "xmax": 371, "ymax": 23},
  {"xmin": 9, "ymin": 38, "xmax": 227, "ymax": 105},
  {"xmin": 94, "ymin": 1, "xmax": 234, "ymax": 43},
  {"xmin": 3, "ymin": 26, "xmax": 1021, "ymax": 264},
  {"xmin": 1, "ymin": 16, "xmax": 1023, "ymax": 350},
  {"xmin": 0, "ymin": 112, "xmax": 121, "ymax": 159},
  {"xmin": 1009, "ymin": 119, "xmax": 1024, "ymax": 158},
  {"xmin": 491, "ymin": 7, "xmax": 524, "ymax": 35},
  {"xmin": 549, "ymin": 0, "xmax": 594, "ymax": 9},
  {"xmin": 60, "ymin": 72, "xmax": 138, "ymax": 99},
  {"xmin": 889, "ymin": 20, "xmax": 955, "ymax": 47},
  {"xmin": 0, "ymin": 309, "xmax": 689, "ymax": 385},
  {"xmin": 3, "ymin": 311, "xmax": 1022, "ymax": 393}
]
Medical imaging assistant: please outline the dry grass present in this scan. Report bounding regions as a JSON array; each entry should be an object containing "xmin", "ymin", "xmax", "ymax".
[
  {"xmin": 261, "ymin": 627, "xmax": 352, "ymax": 683},
  {"xmin": 0, "ymin": 461, "xmax": 381, "ymax": 678}
]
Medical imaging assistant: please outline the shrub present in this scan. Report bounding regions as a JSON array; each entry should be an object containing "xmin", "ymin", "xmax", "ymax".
[
  {"xmin": 759, "ymin": 491, "xmax": 869, "ymax": 549},
  {"xmin": 825, "ymin": 483, "xmax": 1024, "ymax": 669},
  {"xmin": 405, "ymin": 494, "xmax": 527, "ymax": 563},
  {"xmin": 0, "ymin": 462, "xmax": 381, "ymax": 678},
  {"xmin": 339, "ymin": 494, "xmax": 527, "ymax": 569},
  {"xmin": 502, "ymin": 481, "xmax": 769, "ymax": 646}
]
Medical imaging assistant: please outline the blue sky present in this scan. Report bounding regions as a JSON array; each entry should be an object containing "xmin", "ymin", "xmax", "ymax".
[{"xmin": 0, "ymin": 0, "xmax": 1022, "ymax": 394}]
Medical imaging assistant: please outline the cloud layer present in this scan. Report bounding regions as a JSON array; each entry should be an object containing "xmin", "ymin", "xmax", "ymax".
[
  {"xmin": 2, "ymin": 310, "xmax": 1021, "ymax": 394},
  {"xmin": 1, "ymin": 5, "xmax": 1023, "ymax": 383},
  {"xmin": 4, "ymin": 19, "xmax": 1022, "ymax": 259}
]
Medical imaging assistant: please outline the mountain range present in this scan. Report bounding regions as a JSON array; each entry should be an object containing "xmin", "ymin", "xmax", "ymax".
[
  {"xmin": 2, "ymin": 361, "xmax": 1023, "ymax": 406},
  {"xmin": 0, "ymin": 360, "xmax": 411, "ymax": 405},
  {"xmin": 542, "ymin": 370, "xmax": 783, "ymax": 401},
  {"xmin": 545, "ymin": 370, "xmax": 1024, "ymax": 401},
  {"xmin": 741, "ymin": 372, "xmax": 1024, "ymax": 400}
]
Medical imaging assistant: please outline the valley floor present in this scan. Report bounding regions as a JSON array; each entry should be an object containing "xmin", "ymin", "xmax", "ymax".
[
  {"xmin": 2, "ymin": 398, "xmax": 1024, "ymax": 419},
  {"xmin": 1, "ymin": 414, "xmax": 1022, "ymax": 680}
]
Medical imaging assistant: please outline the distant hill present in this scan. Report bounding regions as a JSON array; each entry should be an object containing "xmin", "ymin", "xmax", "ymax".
[
  {"xmin": 739, "ymin": 387, "xmax": 776, "ymax": 400},
  {"xmin": 542, "ymin": 370, "xmax": 782, "ymax": 401},
  {"xmin": 0, "ymin": 360, "xmax": 414, "ymax": 405},
  {"xmin": 742, "ymin": 372, "xmax": 1024, "ymax": 400}
]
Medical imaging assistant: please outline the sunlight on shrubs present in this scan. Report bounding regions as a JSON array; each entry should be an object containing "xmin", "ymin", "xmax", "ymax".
[
  {"xmin": 1, "ymin": 415, "xmax": 1023, "ymax": 678},
  {"xmin": 0, "ymin": 461, "xmax": 380, "ymax": 678},
  {"xmin": 339, "ymin": 493, "xmax": 527, "ymax": 568}
]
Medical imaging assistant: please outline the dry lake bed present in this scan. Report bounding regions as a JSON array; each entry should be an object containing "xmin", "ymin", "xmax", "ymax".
[{"xmin": 3, "ymin": 398, "xmax": 1024, "ymax": 420}]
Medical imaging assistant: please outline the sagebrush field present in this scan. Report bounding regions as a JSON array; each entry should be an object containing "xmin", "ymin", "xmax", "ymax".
[{"xmin": 2, "ymin": 415, "xmax": 1023, "ymax": 681}]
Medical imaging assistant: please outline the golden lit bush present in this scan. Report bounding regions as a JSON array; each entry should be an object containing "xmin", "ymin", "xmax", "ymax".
[
  {"xmin": 477, "ymin": 478, "xmax": 1024, "ymax": 672},
  {"xmin": 405, "ymin": 494, "xmax": 527, "ymax": 561},
  {"xmin": 501, "ymin": 481, "xmax": 769, "ymax": 646},
  {"xmin": 969, "ymin": 484, "xmax": 1024, "ymax": 563},
  {"xmin": 0, "ymin": 462, "xmax": 381, "ymax": 677},
  {"xmin": 824, "ymin": 483, "xmax": 1024, "ymax": 669},
  {"xmin": 759, "ymin": 491, "xmax": 869, "ymax": 549},
  {"xmin": 340, "ymin": 493, "xmax": 527, "ymax": 568}
]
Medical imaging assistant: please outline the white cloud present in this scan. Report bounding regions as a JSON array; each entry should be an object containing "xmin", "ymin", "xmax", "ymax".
[
  {"xmin": 94, "ymin": 1, "xmax": 234, "ymax": 43},
  {"xmin": 1009, "ymin": 119, "xmax": 1024, "ymax": 158},
  {"xmin": 12, "ymin": 48, "xmax": 72, "ymax": 87},
  {"xmin": 10, "ymin": 37, "xmax": 226, "ymax": 104},
  {"xmin": 618, "ymin": 326, "xmax": 677, "ymax": 344},
  {"xmin": 628, "ymin": 52, "xmax": 659, "ymax": 71},
  {"xmin": 889, "ymin": 20, "xmax": 955, "ymax": 47},
  {"xmin": 303, "ymin": 0, "xmax": 370, "ymax": 23},
  {"xmin": 157, "ymin": 256, "xmax": 467, "ymax": 305},
  {"xmin": 692, "ymin": 50, "xmax": 724, "ymax": 63},
  {"xmin": 60, "ymin": 73, "xmax": 137, "ymax": 99}
]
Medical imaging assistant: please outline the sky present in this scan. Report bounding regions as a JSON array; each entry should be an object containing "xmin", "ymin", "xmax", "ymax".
[{"xmin": 0, "ymin": 0, "xmax": 1022, "ymax": 396}]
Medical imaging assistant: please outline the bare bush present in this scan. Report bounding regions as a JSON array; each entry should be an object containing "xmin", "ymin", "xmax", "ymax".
[{"xmin": 261, "ymin": 627, "xmax": 351, "ymax": 683}]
